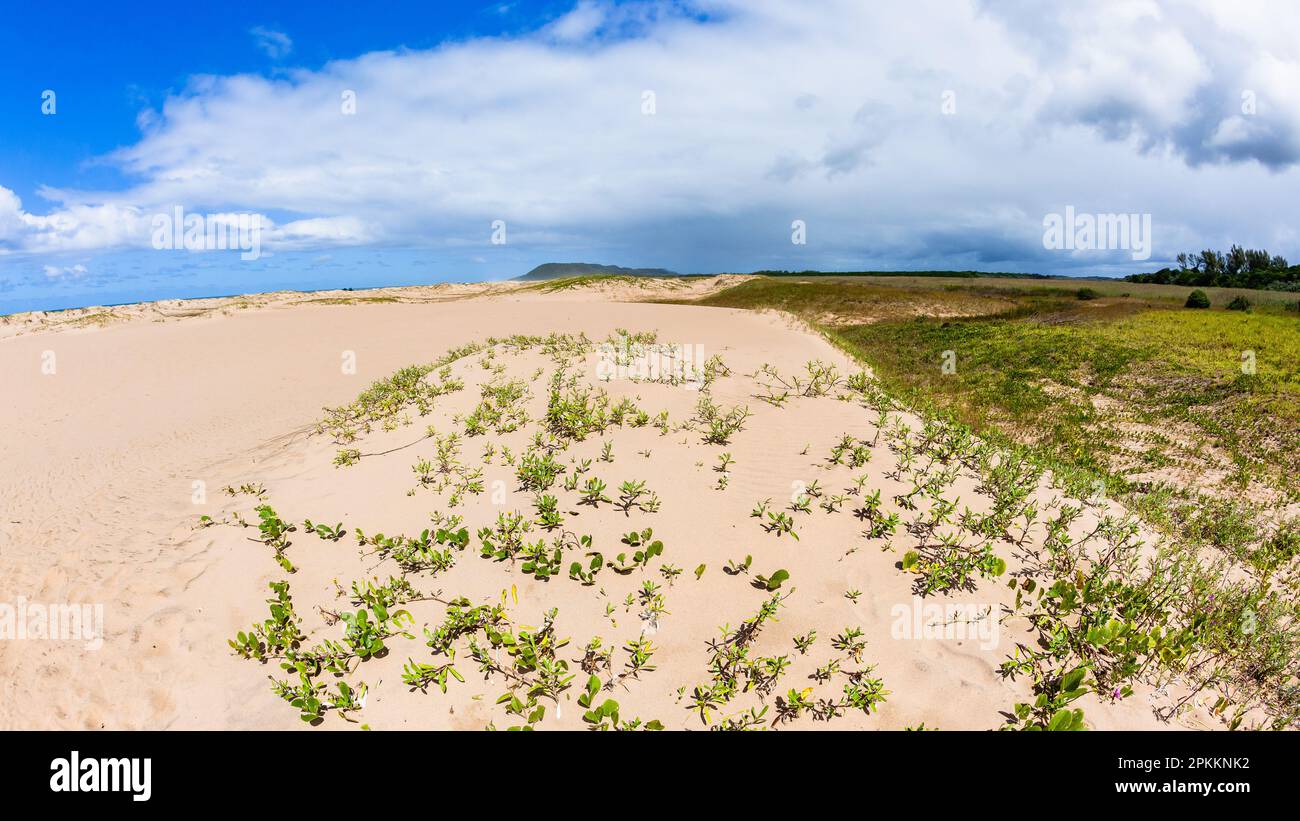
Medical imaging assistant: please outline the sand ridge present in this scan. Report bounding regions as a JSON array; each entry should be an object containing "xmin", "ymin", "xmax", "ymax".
[{"xmin": 0, "ymin": 275, "xmax": 755, "ymax": 341}]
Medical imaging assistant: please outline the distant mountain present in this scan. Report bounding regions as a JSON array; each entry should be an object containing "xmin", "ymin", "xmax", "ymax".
[{"xmin": 515, "ymin": 263, "xmax": 680, "ymax": 281}]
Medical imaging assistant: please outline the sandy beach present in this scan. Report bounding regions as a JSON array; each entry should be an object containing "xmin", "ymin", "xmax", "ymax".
[{"xmin": 0, "ymin": 283, "xmax": 1213, "ymax": 730}]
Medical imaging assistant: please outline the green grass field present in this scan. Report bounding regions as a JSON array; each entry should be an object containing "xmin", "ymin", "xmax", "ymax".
[
  {"xmin": 665, "ymin": 276, "xmax": 1300, "ymax": 570},
  {"xmin": 742, "ymin": 273, "xmax": 1300, "ymax": 310}
]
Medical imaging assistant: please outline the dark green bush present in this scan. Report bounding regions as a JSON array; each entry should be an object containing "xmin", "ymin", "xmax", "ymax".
[
  {"xmin": 1227, "ymin": 295, "xmax": 1251, "ymax": 311},
  {"xmin": 1185, "ymin": 290, "xmax": 1211, "ymax": 309},
  {"xmin": 1076, "ymin": 287, "xmax": 1100, "ymax": 301}
]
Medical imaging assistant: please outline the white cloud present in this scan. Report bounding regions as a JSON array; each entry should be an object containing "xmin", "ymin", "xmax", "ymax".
[
  {"xmin": 269, "ymin": 216, "xmax": 377, "ymax": 248},
  {"xmin": 43, "ymin": 263, "xmax": 88, "ymax": 279},
  {"xmin": 546, "ymin": 1, "xmax": 607, "ymax": 41},
  {"xmin": 250, "ymin": 26, "xmax": 293, "ymax": 59},
  {"xmin": 1, "ymin": 186, "xmax": 150, "ymax": 252},
  {"xmin": 4, "ymin": 0, "xmax": 1300, "ymax": 271}
]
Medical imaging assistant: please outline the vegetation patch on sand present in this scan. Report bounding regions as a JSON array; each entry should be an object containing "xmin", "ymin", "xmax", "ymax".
[
  {"xmin": 526, "ymin": 274, "xmax": 643, "ymax": 292},
  {"xmin": 209, "ymin": 323, "xmax": 1298, "ymax": 730},
  {"xmin": 298, "ymin": 296, "xmax": 403, "ymax": 306}
]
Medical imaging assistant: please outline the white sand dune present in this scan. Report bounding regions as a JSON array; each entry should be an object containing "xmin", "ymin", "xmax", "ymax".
[{"xmin": 0, "ymin": 287, "xmax": 1206, "ymax": 730}]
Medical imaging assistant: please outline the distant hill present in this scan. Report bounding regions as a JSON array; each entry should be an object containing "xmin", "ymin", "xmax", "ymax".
[{"xmin": 515, "ymin": 263, "xmax": 680, "ymax": 281}]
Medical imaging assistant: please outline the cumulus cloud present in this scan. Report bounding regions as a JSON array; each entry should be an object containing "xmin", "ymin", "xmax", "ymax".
[
  {"xmin": 982, "ymin": 0, "xmax": 1300, "ymax": 169},
  {"xmin": 4, "ymin": 0, "xmax": 1300, "ymax": 274},
  {"xmin": 0, "ymin": 186, "xmax": 150, "ymax": 253}
]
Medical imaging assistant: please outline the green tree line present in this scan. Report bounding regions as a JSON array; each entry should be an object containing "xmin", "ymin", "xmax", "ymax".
[{"xmin": 1128, "ymin": 245, "xmax": 1300, "ymax": 290}]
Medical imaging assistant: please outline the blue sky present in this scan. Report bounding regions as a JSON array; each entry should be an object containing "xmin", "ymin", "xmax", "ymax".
[
  {"xmin": 3, "ymin": 0, "xmax": 1300, "ymax": 313},
  {"xmin": 0, "ymin": 1, "xmax": 579, "ymax": 311},
  {"xmin": 0, "ymin": 2, "xmax": 574, "ymax": 206}
]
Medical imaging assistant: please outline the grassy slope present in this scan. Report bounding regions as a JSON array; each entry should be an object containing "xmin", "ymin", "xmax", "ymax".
[{"xmin": 666, "ymin": 277, "xmax": 1300, "ymax": 571}]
